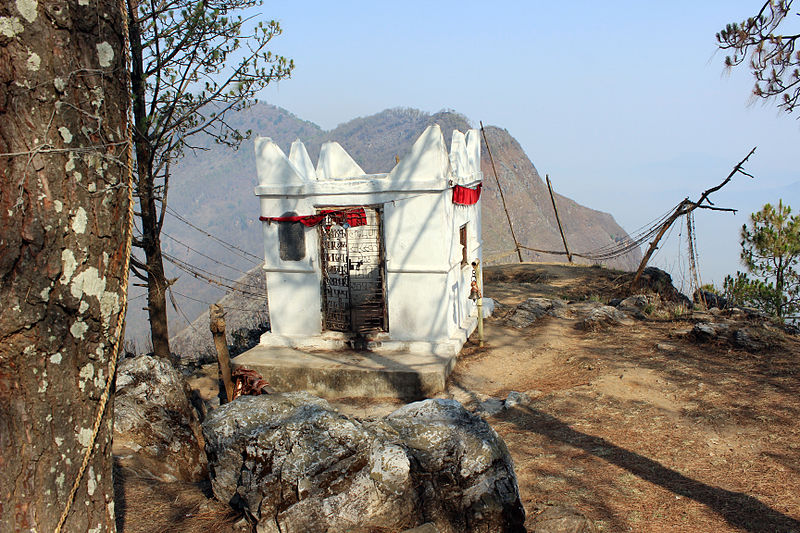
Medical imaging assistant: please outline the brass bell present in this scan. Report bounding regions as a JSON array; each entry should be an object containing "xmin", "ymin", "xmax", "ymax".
[{"xmin": 468, "ymin": 280, "xmax": 481, "ymax": 301}]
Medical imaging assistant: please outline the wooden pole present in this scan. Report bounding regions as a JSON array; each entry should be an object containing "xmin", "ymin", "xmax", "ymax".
[
  {"xmin": 545, "ymin": 174, "xmax": 573, "ymax": 263},
  {"xmin": 631, "ymin": 201, "xmax": 688, "ymax": 288},
  {"xmin": 209, "ymin": 304, "xmax": 235, "ymax": 403},
  {"xmin": 480, "ymin": 121, "xmax": 524, "ymax": 263}
]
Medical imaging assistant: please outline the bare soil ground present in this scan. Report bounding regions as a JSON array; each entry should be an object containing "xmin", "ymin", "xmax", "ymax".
[{"xmin": 455, "ymin": 263, "xmax": 800, "ymax": 532}]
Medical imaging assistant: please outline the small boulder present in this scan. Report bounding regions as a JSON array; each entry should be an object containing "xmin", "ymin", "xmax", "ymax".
[
  {"xmin": 505, "ymin": 391, "xmax": 531, "ymax": 409},
  {"xmin": 579, "ymin": 306, "xmax": 632, "ymax": 330},
  {"xmin": 114, "ymin": 355, "xmax": 207, "ymax": 482},
  {"xmin": 617, "ymin": 294, "xmax": 650, "ymax": 318},
  {"xmin": 508, "ymin": 298, "xmax": 554, "ymax": 328},
  {"xmin": 693, "ymin": 289, "xmax": 729, "ymax": 310},
  {"xmin": 692, "ymin": 321, "xmax": 731, "ymax": 341},
  {"xmin": 203, "ymin": 393, "xmax": 417, "ymax": 533},
  {"xmin": 508, "ymin": 298, "xmax": 571, "ymax": 327},
  {"xmin": 568, "ymin": 301, "xmax": 606, "ymax": 320},
  {"xmin": 478, "ymin": 397, "xmax": 506, "ymax": 416}
]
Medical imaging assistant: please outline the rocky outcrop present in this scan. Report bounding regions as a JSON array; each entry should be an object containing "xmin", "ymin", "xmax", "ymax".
[
  {"xmin": 508, "ymin": 298, "xmax": 570, "ymax": 328},
  {"xmin": 579, "ymin": 306, "xmax": 633, "ymax": 330},
  {"xmin": 691, "ymin": 321, "xmax": 782, "ymax": 352},
  {"xmin": 633, "ymin": 267, "xmax": 691, "ymax": 306},
  {"xmin": 507, "ymin": 297, "xmax": 635, "ymax": 330},
  {"xmin": 202, "ymin": 393, "xmax": 525, "ymax": 533},
  {"xmin": 114, "ymin": 355, "xmax": 207, "ymax": 482}
]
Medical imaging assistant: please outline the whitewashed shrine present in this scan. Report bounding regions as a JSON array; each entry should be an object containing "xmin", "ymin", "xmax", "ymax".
[{"xmin": 253, "ymin": 124, "xmax": 490, "ymax": 357}]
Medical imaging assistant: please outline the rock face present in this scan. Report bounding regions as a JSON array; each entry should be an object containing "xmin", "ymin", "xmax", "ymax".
[
  {"xmin": 382, "ymin": 400, "xmax": 526, "ymax": 533},
  {"xmin": 202, "ymin": 393, "xmax": 525, "ymax": 533},
  {"xmin": 114, "ymin": 355, "xmax": 207, "ymax": 482}
]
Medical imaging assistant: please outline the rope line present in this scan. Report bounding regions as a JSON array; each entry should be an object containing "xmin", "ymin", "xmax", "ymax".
[
  {"xmin": 165, "ymin": 206, "xmax": 262, "ymax": 263},
  {"xmin": 162, "ymin": 253, "xmax": 267, "ymax": 298},
  {"xmin": 162, "ymin": 231, "xmax": 255, "ymax": 275},
  {"xmin": 55, "ymin": 0, "xmax": 135, "ymax": 529},
  {"xmin": 171, "ymin": 289, "xmax": 265, "ymax": 312},
  {"xmin": 483, "ymin": 199, "xmax": 685, "ymax": 266}
]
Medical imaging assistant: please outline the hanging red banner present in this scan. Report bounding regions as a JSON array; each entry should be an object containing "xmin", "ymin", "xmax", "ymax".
[
  {"xmin": 260, "ymin": 207, "xmax": 367, "ymax": 228},
  {"xmin": 453, "ymin": 183, "xmax": 482, "ymax": 205}
]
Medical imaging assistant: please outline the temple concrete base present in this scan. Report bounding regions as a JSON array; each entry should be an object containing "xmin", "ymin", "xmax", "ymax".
[
  {"xmin": 234, "ymin": 299, "xmax": 493, "ymax": 400},
  {"xmin": 231, "ymin": 346, "xmax": 457, "ymax": 401}
]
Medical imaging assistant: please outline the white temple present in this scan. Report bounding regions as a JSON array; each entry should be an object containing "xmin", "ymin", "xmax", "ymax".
[{"xmin": 252, "ymin": 124, "xmax": 491, "ymax": 357}]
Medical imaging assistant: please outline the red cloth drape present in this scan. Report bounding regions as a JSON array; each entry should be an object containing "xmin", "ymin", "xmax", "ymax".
[
  {"xmin": 453, "ymin": 183, "xmax": 482, "ymax": 205},
  {"xmin": 260, "ymin": 207, "xmax": 367, "ymax": 227}
]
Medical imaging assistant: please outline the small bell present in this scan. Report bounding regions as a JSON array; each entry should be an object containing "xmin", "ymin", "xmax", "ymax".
[{"xmin": 468, "ymin": 280, "xmax": 481, "ymax": 301}]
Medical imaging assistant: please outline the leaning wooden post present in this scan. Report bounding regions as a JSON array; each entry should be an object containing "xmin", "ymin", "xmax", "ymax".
[
  {"xmin": 209, "ymin": 304, "xmax": 235, "ymax": 403},
  {"xmin": 630, "ymin": 201, "xmax": 689, "ymax": 289},
  {"xmin": 481, "ymin": 121, "xmax": 524, "ymax": 263},
  {"xmin": 546, "ymin": 174, "xmax": 573, "ymax": 263}
]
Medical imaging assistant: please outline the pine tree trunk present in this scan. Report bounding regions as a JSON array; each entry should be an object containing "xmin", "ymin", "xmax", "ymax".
[
  {"xmin": 0, "ymin": 1, "xmax": 129, "ymax": 530},
  {"xmin": 128, "ymin": 0, "xmax": 171, "ymax": 359},
  {"xmin": 141, "ymin": 178, "xmax": 171, "ymax": 358}
]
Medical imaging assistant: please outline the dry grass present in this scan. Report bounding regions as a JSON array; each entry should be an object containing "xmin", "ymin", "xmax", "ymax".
[{"xmin": 114, "ymin": 460, "xmax": 243, "ymax": 533}]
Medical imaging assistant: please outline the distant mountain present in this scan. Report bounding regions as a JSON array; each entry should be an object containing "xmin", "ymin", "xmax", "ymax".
[{"xmin": 123, "ymin": 103, "xmax": 641, "ymax": 352}]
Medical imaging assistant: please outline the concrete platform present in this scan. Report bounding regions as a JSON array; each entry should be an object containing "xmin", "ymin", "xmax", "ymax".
[{"xmin": 230, "ymin": 345, "xmax": 456, "ymax": 400}]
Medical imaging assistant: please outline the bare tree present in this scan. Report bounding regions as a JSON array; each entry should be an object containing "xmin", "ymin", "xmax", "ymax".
[
  {"xmin": 0, "ymin": 0, "xmax": 131, "ymax": 531},
  {"xmin": 717, "ymin": 0, "xmax": 800, "ymax": 115},
  {"xmin": 126, "ymin": 0, "xmax": 293, "ymax": 359}
]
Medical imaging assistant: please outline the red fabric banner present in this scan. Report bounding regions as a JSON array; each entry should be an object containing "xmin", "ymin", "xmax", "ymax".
[
  {"xmin": 260, "ymin": 207, "xmax": 367, "ymax": 228},
  {"xmin": 453, "ymin": 183, "xmax": 482, "ymax": 205}
]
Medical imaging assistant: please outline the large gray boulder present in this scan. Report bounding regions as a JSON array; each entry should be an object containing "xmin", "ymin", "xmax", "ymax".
[
  {"xmin": 203, "ymin": 393, "xmax": 525, "ymax": 533},
  {"xmin": 114, "ymin": 355, "xmax": 208, "ymax": 482},
  {"xmin": 381, "ymin": 399, "xmax": 526, "ymax": 533}
]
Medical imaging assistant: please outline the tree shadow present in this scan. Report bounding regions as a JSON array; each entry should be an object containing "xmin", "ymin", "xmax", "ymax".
[{"xmin": 497, "ymin": 404, "xmax": 800, "ymax": 533}]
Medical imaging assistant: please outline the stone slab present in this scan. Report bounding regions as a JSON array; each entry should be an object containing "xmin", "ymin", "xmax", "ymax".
[{"xmin": 231, "ymin": 345, "xmax": 456, "ymax": 400}]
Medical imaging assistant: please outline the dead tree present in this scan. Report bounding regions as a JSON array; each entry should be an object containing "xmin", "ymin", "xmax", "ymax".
[
  {"xmin": 0, "ymin": 1, "xmax": 130, "ymax": 531},
  {"xmin": 631, "ymin": 147, "xmax": 757, "ymax": 288}
]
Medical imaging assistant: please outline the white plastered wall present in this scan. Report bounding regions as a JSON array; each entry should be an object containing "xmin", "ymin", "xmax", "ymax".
[{"xmin": 253, "ymin": 124, "xmax": 488, "ymax": 356}]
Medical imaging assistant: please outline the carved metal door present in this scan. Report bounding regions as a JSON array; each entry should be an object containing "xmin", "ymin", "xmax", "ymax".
[{"xmin": 320, "ymin": 207, "xmax": 386, "ymax": 334}]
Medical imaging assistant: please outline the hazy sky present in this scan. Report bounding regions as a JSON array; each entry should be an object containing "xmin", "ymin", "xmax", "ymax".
[{"xmin": 255, "ymin": 1, "xmax": 799, "ymax": 290}]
